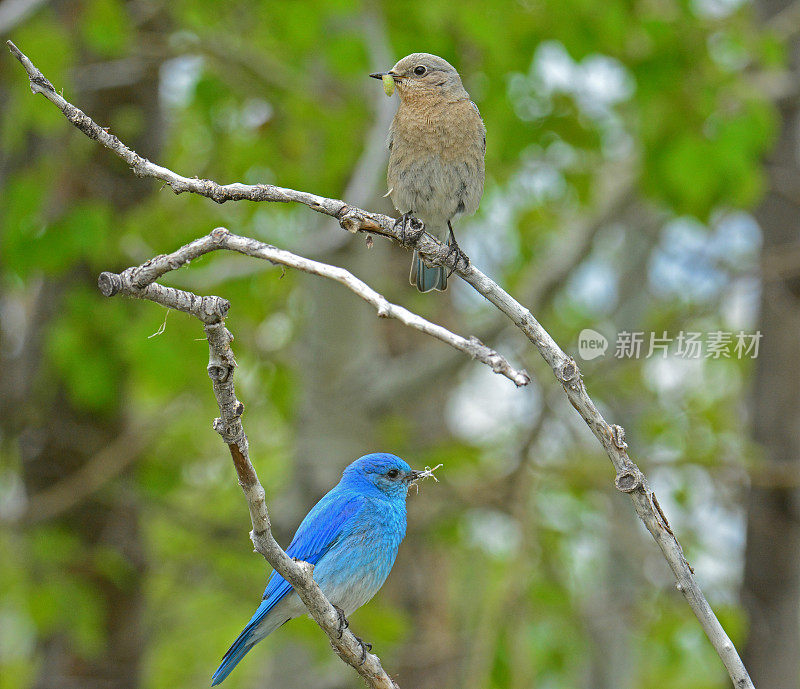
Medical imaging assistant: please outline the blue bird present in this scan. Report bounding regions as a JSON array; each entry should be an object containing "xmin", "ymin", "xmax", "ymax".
[{"xmin": 211, "ymin": 453, "xmax": 423, "ymax": 685}]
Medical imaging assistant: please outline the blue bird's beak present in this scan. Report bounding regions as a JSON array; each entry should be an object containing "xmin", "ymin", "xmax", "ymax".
[
  {"xmin": 406, "ymin": 464, "xmax": 442, "ymax": 485},
  {"xmin": 406, "ymin": 469, "xmax": 423, "ymax": 484}
]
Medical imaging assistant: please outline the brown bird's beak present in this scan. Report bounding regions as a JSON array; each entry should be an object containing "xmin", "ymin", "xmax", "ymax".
[{"xmin": 369, "ymin": 71, "xmax": 402, "ymax": 80}]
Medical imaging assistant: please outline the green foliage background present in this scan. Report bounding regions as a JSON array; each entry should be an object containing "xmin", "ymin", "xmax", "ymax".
[{"xmin": 0, "ymin": 1, "xmax": 784, "ymax": 688}]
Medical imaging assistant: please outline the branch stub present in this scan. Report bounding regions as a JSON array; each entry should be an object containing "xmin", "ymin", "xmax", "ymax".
[
  {"xmin": 211, "ymin": 226, "xmax": 230, "ymax": 241},
  {"xmin": 207, "ymin": 364, "xmax": 230, "ymax": 383},
  {"xmin": 98, "ymin": 271, "xmax": 122, "ymax": 297},
  {"xmin": 611, "ymin": 424, "xmax": 628, "ymax": 449},
  {"xmin": 615, "ymin": 469, "xmax": 643, "ymax": 493},
  {"xmin": 557, "ymin": 357, "xmax": 580, "ymax": 385}
]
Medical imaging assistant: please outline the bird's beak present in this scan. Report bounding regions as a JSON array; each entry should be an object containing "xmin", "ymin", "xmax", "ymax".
[
  {"xmin": 369, "ymin": 71, "xmax": 401, "ymax": 80},
  {"xmin": 405, "ymin": 469, "xmax": 423, "ymax": 484}
]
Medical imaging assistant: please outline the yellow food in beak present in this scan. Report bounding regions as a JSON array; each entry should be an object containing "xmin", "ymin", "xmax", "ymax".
[{"xmin": 382, "ymin": 74, "xmax": 395, "ymax": 97}]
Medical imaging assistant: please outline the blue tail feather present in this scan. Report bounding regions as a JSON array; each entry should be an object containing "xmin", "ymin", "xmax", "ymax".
[
  {"xmin": 410, "ymin": 250, "xmax": 447, "ymax": 292},
  {"xmin": 211, "ymin": 631, "xmax": 256, "ymax": 686},
  {"xmin": 211, "ymin": 600, "xmax": 277, "ymax": 685}
]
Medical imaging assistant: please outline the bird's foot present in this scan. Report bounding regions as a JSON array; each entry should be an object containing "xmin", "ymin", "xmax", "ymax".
[
  {"xmin": 393, "ymin": 213, "xmax": 424, "ymax": 246},
  {"xmin": 445, "ymin": 222, "xmax": 470, "ymax": 275},
  {"xmin": 445, "ymin": 240, "xmax": 470, "ymax": 276},
  {"xmin": 393, "ymin": 212, "xmax": 411, "ymax": 243},
  {"xmin": 333, "ymin": 605, "xmax": 349, "ymax": 639},
  {"xmin": 354, "ymin": 635, "xmax": 373, "ymax": 665}
]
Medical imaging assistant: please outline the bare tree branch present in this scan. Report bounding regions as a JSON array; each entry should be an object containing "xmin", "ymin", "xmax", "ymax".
[
  {"xmin": 204, "ymin": 318, "xmax": 400, "ymax": 689},
  {"xmin": 95, "ymin": 227, "xmax": 527, "ymax": 685},
  {"xmin": 8, "ymin": 40, "xmax": 754, "ymax": 689},
  {"xmin": 98, "ymin": 245, "xmax": 405, "ymax": 689},
  {"xmin": 97, "ymin": 229, "xmax": 529, "ymax": 385},
  {"xmin": 359, "ymin": 166, "xmax": 639, "ymax": 406}
]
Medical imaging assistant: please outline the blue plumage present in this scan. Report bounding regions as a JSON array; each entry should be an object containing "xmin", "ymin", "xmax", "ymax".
[{"xmin": 212, "ymin": 453, "xmax": 419, "ymax": 685}]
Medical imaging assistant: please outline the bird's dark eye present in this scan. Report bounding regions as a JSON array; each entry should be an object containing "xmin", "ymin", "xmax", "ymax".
[
  {"xmin": 413, "ymin": 65, "xmax": 426, "ymax": 76},
  {"xmin": 387, "ymin": 469, "xmax": 400, "ymax": 479}
]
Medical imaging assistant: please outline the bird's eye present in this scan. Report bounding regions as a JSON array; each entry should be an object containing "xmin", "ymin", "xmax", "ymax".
[
  {"xmin": 387, "ymin": 469, "xmax": 400, "ymax": 479},
  {"xmin": 413, "ymin": 65, "xmax": 426, "ymax": 76}
]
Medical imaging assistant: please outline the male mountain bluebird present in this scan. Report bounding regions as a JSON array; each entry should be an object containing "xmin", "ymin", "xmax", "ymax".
[
  {"xmin": 370, "ymin": 53, "xmax": 486, "ymax": 292},
  {"xmin": 211, "ymin": 453, "xmax": 423, "ymax": 685}
]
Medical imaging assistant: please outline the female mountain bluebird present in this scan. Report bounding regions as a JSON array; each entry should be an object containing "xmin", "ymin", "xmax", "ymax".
[
  {"xmin": 211, "ymin": 453, "xmax": 423, "ymax": 685},
  {"xmin": 370, "ymin": 53, "xmax": 486, "ymax": 292}
]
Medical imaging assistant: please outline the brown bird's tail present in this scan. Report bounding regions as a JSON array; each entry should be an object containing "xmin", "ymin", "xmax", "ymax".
[{"xmin": 410, "ymin": 250, "xmax": 447, "ymax": 292}]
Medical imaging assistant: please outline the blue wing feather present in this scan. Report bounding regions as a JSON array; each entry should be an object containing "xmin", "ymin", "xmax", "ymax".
[
  {"xmin": 260, "ymin": 491, "xmax": 366, "ymax": 604},
  {"xmin": 211, "ymin": 490, "xmax": 367, "ymax": 685}
]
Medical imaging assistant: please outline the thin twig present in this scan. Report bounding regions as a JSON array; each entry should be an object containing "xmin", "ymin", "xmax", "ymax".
[
  {"xmin": 8, "ymin": 40, "xmax": 754, "ymax": 688},
  {"xmin": 97, "ymin": 228, "xmax": 529, "ymax": 386}
]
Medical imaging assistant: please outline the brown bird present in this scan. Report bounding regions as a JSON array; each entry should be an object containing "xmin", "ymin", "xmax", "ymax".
[{"xmin": 370, "ymin": 53, "xmax": 486, "ymax": 292}]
